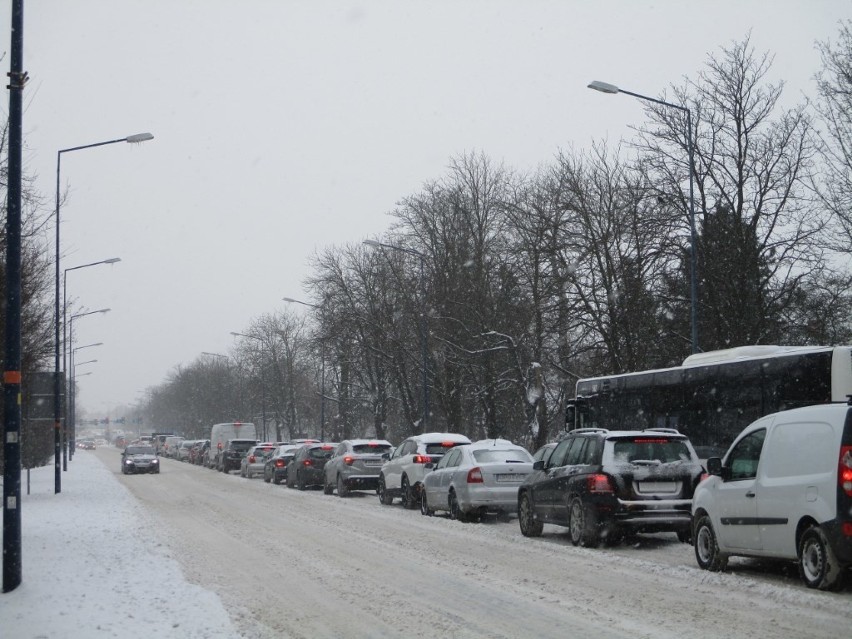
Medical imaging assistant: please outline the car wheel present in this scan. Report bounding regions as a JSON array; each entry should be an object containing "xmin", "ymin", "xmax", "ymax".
[
  {"xmin": 297, "ymin": 472, "xmax": 306, "ymax": 491},
  {"xmin": 323, "ymin": 477, "xmax": 334, "ymax": 495},
  {"xmin": 694, "ymin": 514, "xmax": 728, "ymax": 572},
  {"xmin": 337, "ymin": 475, "xmax": 349, "ymax": 498},
  {"xmin": 798, "ymin": 526, "xmax": 846, "ymax": 591},
  {"xmin": 449, "ymin": 491, "xmax": 469, "ymax": 522},
  {"xmin": 420, "ymin": 489, "xmax": 433, "ymax": 516},
  {"xmin": 264, "ymin": 472, "xmax": 271, "ymax": 483},
  {"xmin": 240, "ymin": 467, "xmax": 246, "ymax": 477},
  {"xmin": 568, "ymin": 497, "xmax": 599, "ymax": 548},
  {"xmin": 518, "ymin": 492, "xmax": 543, "ymax": 537},
  {"xmin": 378, "ymin": 476, "xmax": 394, "ymax": 505},
  {"xmin": 401, "ymin": 476, "xmax": 417, "ymax": 510}
]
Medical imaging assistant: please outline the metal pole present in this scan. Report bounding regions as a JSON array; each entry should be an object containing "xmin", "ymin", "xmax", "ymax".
[
  {"xmin": 54, "ymin": 150, "xmax": 62, "ymax": 493},
  {"xmin": 3, "ymin": 0, "xmax": 25, "ymax": 593}
]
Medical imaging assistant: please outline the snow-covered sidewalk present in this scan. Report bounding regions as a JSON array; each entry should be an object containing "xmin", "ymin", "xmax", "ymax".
[{"xmin": 0, "ymin": 452, "xmax": 239, "ymax": 639}]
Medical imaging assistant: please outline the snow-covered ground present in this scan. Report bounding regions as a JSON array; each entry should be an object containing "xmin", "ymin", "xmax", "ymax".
[
  {"xmin": 0, "ymin": 453, "xmax": 240, "ymax": 639},
  {"xmin": 2, "ymin": 448, "xmax": 850, "ymax": 639}
]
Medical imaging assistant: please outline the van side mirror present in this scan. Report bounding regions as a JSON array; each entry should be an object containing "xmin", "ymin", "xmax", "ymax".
[{"xmin": 706, "ymin": 457, "xmax": 722, "ymax": 476}]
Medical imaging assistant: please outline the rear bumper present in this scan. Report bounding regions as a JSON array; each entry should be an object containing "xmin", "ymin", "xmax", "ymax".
[
  {"xmin": 459, "ymin": 485, "xmax": 522, "ymax": 513},
  {"xmin": 610, "ymin": 498, "xmax": 693, "ymax": 531},
  {"xmin": 341, "ymin": 474, "xmax": 380, "ymax": 490}
]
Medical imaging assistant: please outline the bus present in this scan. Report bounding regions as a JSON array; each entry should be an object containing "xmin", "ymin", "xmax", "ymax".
[{"xmin": 566, "ymin": 345, "xmax": 852, "ymax": 458}]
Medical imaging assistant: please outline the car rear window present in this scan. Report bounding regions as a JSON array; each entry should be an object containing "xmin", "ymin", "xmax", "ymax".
[
  {"xmin": 472, "ymin": 448, "xmax": 533, "ymax": 463},
  {"xmin": 309, "ymin": 447, "xmax": 335, "ymax": 459},
  {"xmin": 230, "ymin": 441, "xmax": 255, "ymax": 452},
  {"xmin": 352, "ymin": 443, "xmax": 392, "ymax": 454},
  {"xmin": 424, "ymin": 442, "xmax": 467, "ymax": 455},
  {"xmin": 611, "ymin": 438, "xmax": 693, "ymax": 464}
]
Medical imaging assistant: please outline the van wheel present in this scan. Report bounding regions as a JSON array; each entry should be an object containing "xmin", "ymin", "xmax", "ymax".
[
  {"xmin": 694, "ymin": 515, "xmax": 728, "ymax": 571},
  {"xmin": 798, "ymin": 526, "xmax": 846, "ymax": 591}
]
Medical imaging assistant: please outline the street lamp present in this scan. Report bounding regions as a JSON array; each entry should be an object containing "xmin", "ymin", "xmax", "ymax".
[
  {"xmin": 63, "ymin": 257, "xmax": 119, "ymax": 466},
  {"xmin": 283, "ymin": 297, "xmax": 326, "ymax": 440},
  {"xmin": 587, "ymin": 80, "xmax": 698, "ymax": 354},
  {"xmin": 363, "ymin": 239, "xmax": 430, "ymax": 430},
  {"xmin": 67, "ymin": 309, "xmax": 110, "ymax": 463},
  {"xmin": 53, "ymin": 132, "xmax": 152, "ymax": 494},
  {"xmin": 230, "ymin": 331, "xmax": 267, "ymax": 440}
]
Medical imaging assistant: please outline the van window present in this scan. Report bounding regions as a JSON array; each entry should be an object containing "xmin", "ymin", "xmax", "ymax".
[
  {"xmin": 727, "ymin": 429, "xmax": 766, "ymax": 481},
  {"xmin": 763, "ymin": 421, "xmax": 835, "ymax": 478}
]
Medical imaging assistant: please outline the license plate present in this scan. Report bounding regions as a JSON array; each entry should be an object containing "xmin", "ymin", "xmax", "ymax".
[
  {"xmin": 637, "ymin": 481, "xmax": 677, "ymax": 493},
  {"xmin": 495, "ymin": 473, "xmax": 525, "ymax": 482},
  {"xmin": 365, "ymin": 460, "xmax": 382, "ymax": 466}
]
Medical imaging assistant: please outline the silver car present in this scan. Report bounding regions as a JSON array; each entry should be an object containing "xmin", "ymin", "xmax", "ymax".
[
  {"xmin": 323, "ymin": 439, "xmax": 393, "ymax": 497},
  {"xmin": 420, "ymin": 439, "xmax": 533, "ymax": 521},
  {"xmin": 239, "ymin": 444, "xmax": 276, "ymax": 478}
]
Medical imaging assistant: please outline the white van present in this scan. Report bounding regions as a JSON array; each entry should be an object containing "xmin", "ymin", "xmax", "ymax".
[
  {"xmin": 692, "ymin": 402, "xmax": 852, "ymax": 590},
  {"xmin": 208, "ymin": 422, "xmax": 257, "ymax": 468}
]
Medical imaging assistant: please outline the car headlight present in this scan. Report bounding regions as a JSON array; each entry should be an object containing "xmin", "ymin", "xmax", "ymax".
[
  {"xmin": 124, "ymin": 459, "xmax": 133, "ymax": 465},
  {"xmin": 152, "ymin": 459, "xmax": 159, "ymax": 464}
]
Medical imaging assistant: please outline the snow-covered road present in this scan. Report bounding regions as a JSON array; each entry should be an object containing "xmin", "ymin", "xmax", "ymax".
[{"xmin": 101, "ymin": 447, "xmax": 849, "ymax": 639}]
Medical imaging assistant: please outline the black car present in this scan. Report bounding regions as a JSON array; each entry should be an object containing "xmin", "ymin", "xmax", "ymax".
[
  {"xmin": 263, "ymin": 444, "xmax": 300, "ymax": 485},
  {"xmin": 286, "ymin": 443, "xmax": 338, "ymax": 490},
  {"xmin": 219, "ymin": 438, "xmax": 257, "ymax": 473},
  {"xmin": 121, "ymin": 445, "xmax": 160, "ymax": 475},
  {"xmin": 517, "ymin": 428, "xmax": 704, "ymax": 547}
]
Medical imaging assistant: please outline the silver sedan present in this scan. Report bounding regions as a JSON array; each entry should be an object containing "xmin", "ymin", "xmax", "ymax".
[{"xmin": 420, "ymin": 439, "xmax": 533, "ymax": 521}]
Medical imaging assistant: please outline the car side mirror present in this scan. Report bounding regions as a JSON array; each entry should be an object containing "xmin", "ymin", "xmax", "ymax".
[
  {"xmin": 382, "ymin": 453, "xmax": 390, "ymax": 460},
  {"xmin": 533, "ymin": 460, "xmax": 544, "ymax": 471},
  {"xmin": 425, "ymin": 462, "xmax": 434, "ymax": 469},
  {"xmin": 706, "ymin": 457, "xmax": 722, "ymax": 476}
]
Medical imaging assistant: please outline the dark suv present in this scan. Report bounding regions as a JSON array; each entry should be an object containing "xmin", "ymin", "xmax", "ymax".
[
  {"xmin": 219, "ymin": 438, "xmax": 257, "ymax": 473},
  {"xmin": 517, "ymin": 428, "xmax": 704, "ymax": 547}
]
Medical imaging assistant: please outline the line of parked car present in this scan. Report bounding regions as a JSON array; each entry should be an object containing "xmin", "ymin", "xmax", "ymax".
[{"xmin": 132, "ymin": 400, "xmax": 852, "ymax": 592}]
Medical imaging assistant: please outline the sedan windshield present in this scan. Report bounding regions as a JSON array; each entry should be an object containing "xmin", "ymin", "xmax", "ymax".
[{"xmin": 126, "ymin": 446, "xmax": 155, "ymax": 456}]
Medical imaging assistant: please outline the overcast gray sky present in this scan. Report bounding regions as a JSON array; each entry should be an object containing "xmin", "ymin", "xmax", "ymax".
[{"xmin": 8, "ymin": 0, "xmax": 848, "ymax": 418}]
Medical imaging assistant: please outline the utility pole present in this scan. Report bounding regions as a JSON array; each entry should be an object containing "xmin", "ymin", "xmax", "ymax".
[{"xmin": 3, "ymin": 0, "xmax": 26, "ymax": 593}]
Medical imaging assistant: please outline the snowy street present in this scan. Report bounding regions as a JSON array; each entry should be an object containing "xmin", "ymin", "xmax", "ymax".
[{"xmin": 2, "ymin": 448, "xmax": 850, "ymax": 638}]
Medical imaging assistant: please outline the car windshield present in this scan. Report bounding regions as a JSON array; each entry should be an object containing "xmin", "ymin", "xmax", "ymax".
[
  {"xmin": 611, "ymin": 438, "xmax": 693, "ymax": 464},
  {"xmin": 126, "ymin": 446, "xmax": 155, "ymax": 456},
  {"xmin": 472, "ymin": 448, "xmax": 532, "ymax": 463},
  {"xmin": 352, "ymin": 443, "xmax": 392, "ymax": 454}
]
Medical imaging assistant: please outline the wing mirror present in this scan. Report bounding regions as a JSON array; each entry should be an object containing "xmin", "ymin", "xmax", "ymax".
[{"xmin": 533, "ymin": 460, "xmax": 545, "ymax": 471}]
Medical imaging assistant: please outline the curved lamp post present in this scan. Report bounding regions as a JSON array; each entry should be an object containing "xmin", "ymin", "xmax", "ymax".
[
  {"xmin": 53, "ymin": 132, "xmax": 152, "ymax": 493},
  {"xmin": 587, "ymin": 80, "xmax": 698, "ymax": 354},
  {"xmin": 62, "ymin": 257, "xmax": 119, "ymax": 467},
  {"xmin": 230, "ymin": 331, "xmax": 267, "ymax": 440},
  {"xmin": 363, "ymin": 239, "xmax": 430, "ymax": 430}
]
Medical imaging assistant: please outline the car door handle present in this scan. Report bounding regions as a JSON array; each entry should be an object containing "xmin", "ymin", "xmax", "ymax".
[{"xmin": 745, "ymin": 491, "xmax": 756, "ymax": 498}]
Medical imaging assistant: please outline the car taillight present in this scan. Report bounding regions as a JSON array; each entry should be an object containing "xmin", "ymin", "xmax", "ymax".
[
  {"xmin": 413, "ymin": 455, "xmax": 432, "ymax": 464},
  {"xmin": 467, "ymin": 467, "xmax": 483, "ymax": 484},
  {"xmin": 344, "ymin": 456, "xmax": 354, "ymax": 465},
  {"xmin": 303, "ymin": 459, "xmax": 313, "ymax": 467},
  {"xmin": 248, "ymin": 455, "xmax": 256, "ymax": 463},
  {"xmin": 840, "ymin": 446, "xmax": 852, "ymax": 497},
  {"xmin": 843, "ymin": 522, "xmax": 852, "ymax": 537},
  {"xmin": 587, "ymin": 474, "xmax": 613, "ymax": 493},
  {"xmin": 275, "ymin": 459, "xmax": 284, "ymax": 468}
]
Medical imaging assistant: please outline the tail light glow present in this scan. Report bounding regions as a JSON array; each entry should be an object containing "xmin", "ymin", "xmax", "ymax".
[
  {"xmin": 413, "ymin": 455, "xmax": 432, "ymax": 464},
  {"xmin": 467, "ymin": 467, "xmax": 483, "ymax": 483},
  {"xmin": 248, "ymin": 455, "xmax": 256, "ymax": 463},
  {"xmin": 587, "ymin": 474, "xmax": 614, "ymax": 493},
  {"xmin": 303, "ymin": 459, "xmax": 313, "ymax": 467},
  {"xmin": 344, "ymin": 456, "xmax": 355, "ymax": 465},
  {"xmin": 840, "ymin": 446, "xmax": 852, "ymax": 497},
  {"xmin": 275, "ymin": 459, "xmax": 284, "ymax": 468}
]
